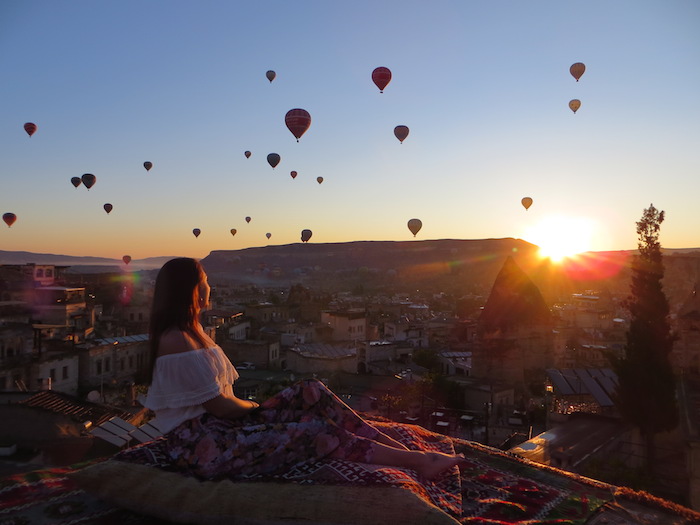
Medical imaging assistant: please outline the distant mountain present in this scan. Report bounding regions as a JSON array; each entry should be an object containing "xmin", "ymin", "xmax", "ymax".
[
  {"xmin": 2, "ymin": 242, "xmax": 699, "ymax": 305},
  {"xmin": 202, "ymin": 238, "xmax": 543, "ymax": 293},
  {"xmin": 201, "ymin": 239, "xmax": 700, "ymax": 306},
  {"xmin": 0, "ymin": 250, "xmax": 178, "ymax": 271}
]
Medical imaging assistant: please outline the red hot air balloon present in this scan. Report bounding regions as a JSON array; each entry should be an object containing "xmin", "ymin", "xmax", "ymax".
[
  {"xmin": 569, "ymin": 99, "xmax": 581, "ymax": 114},
  {"xmin": 394, "ymin": 125, "xmax": 409, "ymax": 143},
  {"xmin": 407, "ymin": 218, "xmax": 422, "ymax": 237},
  {"xmin": 285, "ymin": 109, "xmax": 311, "ymax": 142},
  {"xmin": 266, "ymin": 233, "xmax": 272, "ymax": 240},
  {"xmin": 245, "ymin": 216, "xmax": 251, "ymax": 223},
  {"xmin": 81, "ymin": 173, "xmax": 96, "ymax": 189},
  {"xmin": 71, "ymin": 177, "xmax": 82, "ymax": 188},
  {"xmin": 143, "ymin": 161, "xmax": 153, "ymax": 171},
  {"xmin": 290, "ymin": 170, "xmax": 297, "ymax": 179},
  {"xmin": 570, "ymin": 62, "xmax": 586, "ymax": 81},
  {"xmin": 266, "ymin": 70, "xmax": 276, "ymax": 83},
  {"xmin": 122, "ymin": 255, "xmax": 132, "ymax": 265},
  {"xmin": 3, "ymin": 213, "xmax": 17, "ymax": 227},
  {"xmin": 24, "ymin": 122, "xmax": 37, "ymax": 137},
  {"xmin": 267, "ymin": 153, "xmax": 281, "ymax": 169},
  {"xmin": 316, "ymin": 176, "xmax": 323, "ymax": 184},
  {"xmin": 244, "ymin": 151, "xmax": 251, "ymax": 158},
  {"xmin": 301, "ymin": 229, "xmax": 312, "ymax": 242},
  {"xmin": 372, "ymin": 67, "xmax": 392, "ymax": 93},
  {"xmin": 103, "ymin": 203, "xmax": 113, "ymax": 214},
  {"xmin": 192, "ymin": 228, "xmax": 201, "ymax": 238},
  {"xmin": 230, "ymin": 228, "xmax": 237, "ymax": 236}
]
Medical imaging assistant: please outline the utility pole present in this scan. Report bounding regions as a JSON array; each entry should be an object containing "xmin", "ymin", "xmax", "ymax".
[{"xmin": 483, "ymin": 402, "xmax": 492, "ymax": 446}]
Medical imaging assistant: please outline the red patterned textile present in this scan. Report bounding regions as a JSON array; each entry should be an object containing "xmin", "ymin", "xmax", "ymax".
[{"xmin": 0, "ymin": 421, "xmax": 633, "ymax": 524}]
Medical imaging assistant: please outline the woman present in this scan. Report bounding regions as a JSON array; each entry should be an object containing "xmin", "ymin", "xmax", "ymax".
[{"xmin": 145, "ymin": 257, "xmax": 466, "ymax": 481}]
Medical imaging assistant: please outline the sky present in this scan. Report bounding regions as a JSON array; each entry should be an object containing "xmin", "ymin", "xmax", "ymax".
[{"xmin": 1, "ymin": 1, "xmax": 699, "ymax": 261}]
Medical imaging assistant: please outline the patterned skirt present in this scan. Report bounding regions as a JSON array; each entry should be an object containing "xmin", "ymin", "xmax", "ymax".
[{"xmin": 165, "ymin": 379, "xmax": 380, "ymax": 480}]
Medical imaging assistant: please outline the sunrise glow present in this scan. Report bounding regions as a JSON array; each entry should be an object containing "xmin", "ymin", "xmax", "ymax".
[{"xmin": 525, "ymin": 216, "xmax": 595, "ymax": 263}]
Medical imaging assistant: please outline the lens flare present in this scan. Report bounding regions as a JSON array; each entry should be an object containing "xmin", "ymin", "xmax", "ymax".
[{"xmin": 525, "ymin": 215, "xmax": 595, "ymax": 263}]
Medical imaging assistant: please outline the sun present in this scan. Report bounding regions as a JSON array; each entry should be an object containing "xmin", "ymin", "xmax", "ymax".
[{"xmin": 524, "ymin": 215, "xmax": 595, "ymax": 262}]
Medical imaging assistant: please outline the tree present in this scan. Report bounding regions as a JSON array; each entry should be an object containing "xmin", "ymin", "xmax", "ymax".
[{"xmin": 610, "ymin": 204, "xmax": 678, "ymax": 474}]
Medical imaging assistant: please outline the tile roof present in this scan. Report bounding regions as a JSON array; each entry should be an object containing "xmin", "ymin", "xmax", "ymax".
[
  {"xmin": 291, "ymin": 343, "xmax": 356, "ymax": 359},
  {"xmin": 546, "ymin": 368, "xmax": 618, "ymax": 407},
  {"xmin": 19, "ymin": 390, "xmax": 136, "ymax": 427},
  {"xmin": 92, "ymin": 334, "xmax": 149, "ymax": 345}
]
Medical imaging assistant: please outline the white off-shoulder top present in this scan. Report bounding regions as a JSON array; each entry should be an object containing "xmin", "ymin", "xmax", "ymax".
[{"xmin": 144, "ymin": 346, "xmax": 239, "ymax": 433}]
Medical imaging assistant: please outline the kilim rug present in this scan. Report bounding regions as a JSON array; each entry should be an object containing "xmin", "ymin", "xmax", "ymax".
[{"xmin": 0, "ymin": 421, "xmax": 696, "ymax": 524}]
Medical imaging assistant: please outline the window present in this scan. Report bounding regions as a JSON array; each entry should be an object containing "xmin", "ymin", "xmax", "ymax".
[
  {"xmin": 128, "ymin": 356, "xmax": 134, "ymax": 369},
  {"xmin": 105, "ymin": 358, "xmax": 111, "ymax": 372},
  {"xmin": 96, "ymin": 359, "xmax": 102, "ymax": 375},
  {"xmin": 36, "ymin": 269, "xmax": 44, "ymax": 278},
  {"xmin": 49, "ymin": 368, "xmax": 56, "ymax": 381},
  {"xmin": 138, "ymin": 312, "xmax": 143, "ymax": 321},
  {"xmin": 45, "ymin": 269, "xmax": 53, "ymax": 277}
]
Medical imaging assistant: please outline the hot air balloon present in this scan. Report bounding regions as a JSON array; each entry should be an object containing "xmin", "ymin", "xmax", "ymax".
[
  {"xmin": 285, "ymin": 109, "xmax": 311, "ymax": 142},
  {"xmin": 71, "ymin": 177, "xmax": 82, "ymax": 188},
  {"xmin": 192, "ymin": 228, "xmax": 201, "ymax": 238},
  {"xmin": 290, "ymin": 170, "xmax": 297, "ymax": 179},
  {"xmin": 266, "ymin": 233, "xmax": 272, "ymax": 240},
  {"xmin": 24, "ymin": 122, "xmax": 37, "ymax": 137},
  {"xmin": 103, "ymin": 203, "xmax": 113, "ymax": 214},
  {"xmin": 521, "ymin": 197, "xmax": 533, "ymax": 210},
  {"xmin": 230, "ymin": 228, "xmax": 237, "ymax": 236},
  {"xmin": 570, "ymin": 62, "xmax": 586, "ymax": 82},
  {"xmin": 394, "ymin": 125, "xmax": 409, "ymax": 143},
  {"xmin": 316, "ymin": 176, "xmax": 323, "ymax": 184},
  {"xmin": 244, "ymin": 151, "xmax": 251, "ymax": 158},
  {"xmin": 267, "ymin": 153, "xmax": 281, "ymax": 169},
  {"xmin": 122, "ymin": 255, "xmax": 132, "ymax": 265},
  {"xmin": 266, "ymin": 70, "xmax": 276, "ymax": 83},
  {"xmin": 81, "ymin": 173, "xmax": 96, "ymax": 189},
  {"xmin": 245, "ymin": 216, "xmax": 251, "ymax": 223},
  {"xmin": 372, "ymin": 67, "xmax": 392, "ymax": 93},
  {"xmin": 3, "ymin": 213, "xmax": 17, "ymax": 227},
  {"xmin": 407, "ymin": 218, "xmax": 422, "ymax": 237},
  {"xmin": 301, "ymin": 229, "xmax": 312, "ymax": 242},
  {"xmin": 569, "ymin": 99, "xmax": 581, "ymax": 114},
  {"xmin": 143, "ymin": 161, "xmax": 153, "ymax": 171}
]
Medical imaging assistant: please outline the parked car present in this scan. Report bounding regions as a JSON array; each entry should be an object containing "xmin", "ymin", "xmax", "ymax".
[{"xmin": 236, "ymin": 362, "xmax": 256, "ymax": 370}]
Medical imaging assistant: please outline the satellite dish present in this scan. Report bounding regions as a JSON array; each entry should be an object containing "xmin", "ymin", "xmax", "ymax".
[{"xmin": 87, "ymin": 390, "xmax": 101, "ymax": 402}]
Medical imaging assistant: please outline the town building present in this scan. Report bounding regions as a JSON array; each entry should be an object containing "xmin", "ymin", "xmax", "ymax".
[
  {"xmin": 286, "ymin": 342, "xmax": 356, "ymax": 375},
  {"xmin": 674, "ymin": 286, "xmax": 700, "ymax": 375},
  {"xmin": 320, "ymin": 308, "xmax": 367, "ymax": 342},
  {"xmin": 220, "ymin": 339, "xmax": 281, "ymax": 370}
]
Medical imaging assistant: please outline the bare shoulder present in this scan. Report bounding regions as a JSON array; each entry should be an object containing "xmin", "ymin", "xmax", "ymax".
[{"xmin": 157, "ymin": 329, "xmax": 195, "ymax": 357}]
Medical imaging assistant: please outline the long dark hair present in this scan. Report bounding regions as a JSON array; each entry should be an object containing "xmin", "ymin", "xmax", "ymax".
[{"xmin": 147, "ymin": 257, "xmax": 208, "ymax": 382}]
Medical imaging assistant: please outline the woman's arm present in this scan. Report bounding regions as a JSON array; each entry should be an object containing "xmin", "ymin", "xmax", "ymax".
[{"xmin": 203, "ymin": 394, "xmax": 260, "ymax": 419}]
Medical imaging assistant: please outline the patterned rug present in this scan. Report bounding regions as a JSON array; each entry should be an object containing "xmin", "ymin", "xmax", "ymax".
[{"xmin": 0, "ymin": 421, "xmax": 630, "ymax": 525}]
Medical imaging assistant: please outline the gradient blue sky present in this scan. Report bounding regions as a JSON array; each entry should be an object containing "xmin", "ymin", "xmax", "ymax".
[{"xmin": 1, "ymin": 1, "xmax": 698, "ymax": 260}]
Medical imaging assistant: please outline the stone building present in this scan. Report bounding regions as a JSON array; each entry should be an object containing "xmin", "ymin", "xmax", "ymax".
[
  {"xmin": 674, "ymin": 285, "xmax": 700, "ymax": 375},
  {"xmin": 473, "ymin": 256, "xmax": 554, "ymax": 388}
]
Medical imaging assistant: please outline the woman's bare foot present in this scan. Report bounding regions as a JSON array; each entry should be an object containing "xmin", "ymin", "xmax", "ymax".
[{"xmin": 416, "ymin": 452, "xmax": 467, "ymax": 480}]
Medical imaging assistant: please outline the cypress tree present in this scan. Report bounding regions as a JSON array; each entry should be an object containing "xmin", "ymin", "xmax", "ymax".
[{"xmin": 611, "ymin": 204, "xmax": 678, "ymax": 473}]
